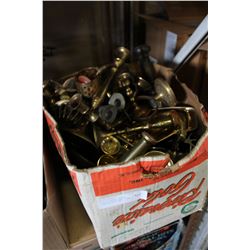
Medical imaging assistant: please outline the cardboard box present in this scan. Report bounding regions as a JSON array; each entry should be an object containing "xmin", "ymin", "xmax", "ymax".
[
  {"xmin": 43, "ymin": 127, "xmax": 100, "ymax": 250},
  {"xmin": 44, "ymin": 65, "xmax": 208, "ymax": 248}
]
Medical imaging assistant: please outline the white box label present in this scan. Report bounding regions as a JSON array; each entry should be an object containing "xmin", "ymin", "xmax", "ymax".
[{"xmin": 97, "ymin": 190, "xmax": 148, "ymax": 209}]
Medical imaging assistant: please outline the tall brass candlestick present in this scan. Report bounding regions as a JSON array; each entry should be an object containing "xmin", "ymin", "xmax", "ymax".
[{"xmin": 91, "ymin": 47, "xmax": 129, "ymax": 110}]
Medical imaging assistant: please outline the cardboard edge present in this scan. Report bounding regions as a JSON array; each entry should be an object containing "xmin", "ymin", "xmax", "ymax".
[{"xmin": 43, "ymin": 131, "xmax": 70, "ymax": 247}]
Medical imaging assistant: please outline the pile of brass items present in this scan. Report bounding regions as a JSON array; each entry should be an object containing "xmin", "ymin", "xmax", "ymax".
[{"xmin": 43, "ymin": 45, "xmax": 203, "ymax": 168}]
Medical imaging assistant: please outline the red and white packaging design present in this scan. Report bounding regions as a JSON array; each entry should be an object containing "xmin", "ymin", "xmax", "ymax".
[{"xmin": 44, "ymin": 66, "xmax": 208, "ymax": 248}]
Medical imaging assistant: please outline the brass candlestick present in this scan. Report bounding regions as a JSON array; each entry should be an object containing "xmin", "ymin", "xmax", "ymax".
[{"xmin": 91, "ymin": 47, "xmax": 129, "ymax": 110}]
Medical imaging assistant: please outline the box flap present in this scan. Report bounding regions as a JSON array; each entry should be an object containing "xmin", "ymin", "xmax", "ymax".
[{"xmin": 43, "ymin": 123, "xmax": 69, "ymax": 246}]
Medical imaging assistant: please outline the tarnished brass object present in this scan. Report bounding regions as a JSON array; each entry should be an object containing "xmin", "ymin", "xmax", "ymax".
[
  {"xmin": 64, "ymin": 93, "xmax": 90, "ymax": 122},
  {"xmin": 100, "ymin": 136, "xmax": 121, "ymax": 155},
  {"xmin": 155, "ymin": 106, "xmax": 195, "ymax": 112},
  {"xmin": 43, "ymin": 79, "xmax": 75, "ymax": 106},
  {"xmin": 43, "ymin": 80, "xmax": 62, "ymax": 98}
]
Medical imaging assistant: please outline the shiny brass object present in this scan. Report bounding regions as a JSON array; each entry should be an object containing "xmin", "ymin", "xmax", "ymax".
[
  {"xmin": 119, "ymin": 127, "xmax": 181, "ymax": 163},
  {"xmin": 102, "ymin": 111, "xmax": 178, "ymax": 137},
  {"xmin": 154, "ymin": 78, "xmax": 177, "ymax": 107},
  {"xmin": 97, "ymin": 155, "xmax": 116, "ymax": 166},
  {"xmin": 117, "ymin": 72, "xmax": 137, "ymax": 107},
  {"xmin": 161, "ymin": 111, "xmax": 197, "ymax": 143},
  {"xmin": 91, "ymin": 47, "xmax": 129, "ymax": 110},
  {"xmin": 113, "ymin": 47, "xmax": 130, "ymax": 68},
  {"xmin": 117, "ymin": 73, "xmax": 154, "ymax": 120},
  {"xmin": 119, "ymin": 132, "xmax": 157, "ymax": 162},
  {"xmin": 117, "ymin": 109, "xmax": 198, "ymax": 163},
  {"xmin": 100, "ymin": 136, "xmax": 121, "ymax": 155},
  {"xmin": 171, "ymin": 108, "xmax": 198, "ymax": 139},
  {"xmin": 154, "ymin": 107, "xmax": 197, "ymax": 139}
]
